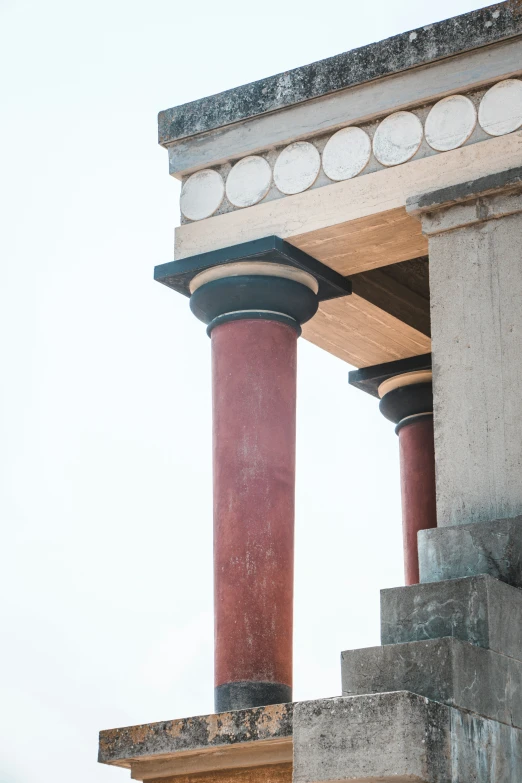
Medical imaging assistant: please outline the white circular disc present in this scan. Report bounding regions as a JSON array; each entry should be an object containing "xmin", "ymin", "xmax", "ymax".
[
  {"xmin": 373, "ymin": 111, "xmax": 423, "ymax": 167},
  {"xmin": 274, "ymin": 141, "xmax": 321, "ymax": 195},
  {"xmin": 180, "ymin": 169, "xmax": 225, "ymax": 221},
  {"xmin": 226, "ymin": 156, "xmax": 271, "ymax": 208},
  {"xmin": 478, "ymin": 79, "xmax": 522, "ymax": 137},
  {"xmin": 425, "ymin": 95, "xmax": 477, "ymax": 151},
  {"xmin": 322, "ymin": 126, "xmax": 371, "ymax": 181}
]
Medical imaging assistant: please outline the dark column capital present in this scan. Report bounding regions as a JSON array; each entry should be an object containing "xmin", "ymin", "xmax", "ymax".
[
  {"xmin": 378, "ymin": 370, "xmax": 433, "ymax": 435},
  {"xmin": 154, "ymin": 235, "xmax": 351, "ymax": 336},
  {"xmin": 189, "ymin": 261, "xmax": 319, "ymax": 336}
]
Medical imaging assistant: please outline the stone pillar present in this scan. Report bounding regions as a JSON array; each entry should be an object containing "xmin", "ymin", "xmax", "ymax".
[
  {"xmin": 378, "ymin": 371, "xmax": 436, "ymax": 585},
  {"xmin": 189, "ymin": 259, "xmax": 320, "ymax": 712},
  {"xmin": 408, "ymin": 169, "xmax": 522, "ymax": 529},
  {"xmin": 407, "ymin": 168, "xmax": 522, "ymax": 586}
]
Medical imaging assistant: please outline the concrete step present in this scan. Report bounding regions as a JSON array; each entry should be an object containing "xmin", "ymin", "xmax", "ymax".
[
  {"xmin": 381, "ymin": 574, "xmax": 522, "ymax": 660},
  {"xmin": 419, "ymin": 516, "xmax": 522, "ymax": 587},
  {"xmin": 293, "ymin": 691, "xmax": 522, "ymax": 783},
  {"xmin": 341, "ymin": 636, "xmax": 522, "ymax": 729}
]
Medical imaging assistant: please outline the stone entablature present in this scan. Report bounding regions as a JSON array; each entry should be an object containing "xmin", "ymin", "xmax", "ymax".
[{"xmin": 178, "ymin": 80, "xmax": 522, "ymax": 223}]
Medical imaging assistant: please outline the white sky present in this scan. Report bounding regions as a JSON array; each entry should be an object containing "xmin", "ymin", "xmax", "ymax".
[{"xmin": 0, "ymin": 1, "xmax": 490, "ymax": 780}]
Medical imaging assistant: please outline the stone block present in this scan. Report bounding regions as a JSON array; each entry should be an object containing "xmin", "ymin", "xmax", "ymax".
[
  {"xmin": 293, "ymin": 691, "xmax": 522, "ymax": 783},
  {"xmin": 341, "ymin": 637, "xmax": 522, "ymax": 729},
  {"xmin": 419, "ymin": 517, "xmax": 522, "ymax": 587},
  {"xmin": 381, "ymin": 574, "xmax": 522, "ymax": 660}
]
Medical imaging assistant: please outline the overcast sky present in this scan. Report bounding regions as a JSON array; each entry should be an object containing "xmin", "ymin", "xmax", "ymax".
[{"xmin": 0, "ymin": 1, "xmax": 490, "ymax": 781}]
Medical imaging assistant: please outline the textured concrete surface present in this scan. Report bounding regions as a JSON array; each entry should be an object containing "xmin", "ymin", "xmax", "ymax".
[
  {"xmin": 417, "ymin": 176, "xmax": 522, "ymax": 526},
  {"xmin": 98, "ymin": 703, "xmax": 293, "ymax": 766},
  {"xmin": 158, "ymin": 3, "xmax": 522, "ymax": 144},
  {"xmin": 294, "ymin": 692, "xmax": 450, "ymax": 783},
  {"xmin": 341, "ymin": 637, "xmax": 522, "ymax": 729},
  {"xmin": 419, "ymin": 517, "xmax": 522, "ymax": 587},
  {"xmin": 293, "ymin": 691, "xmax": 522, "ymax": 783},
  {"xmin": 381, "ymin": 575, "xmax": 522, "ymax": 661}
]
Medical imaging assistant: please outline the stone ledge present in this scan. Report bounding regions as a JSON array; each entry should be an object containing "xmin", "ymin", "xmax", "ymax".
[
  {"xmin": 98, "ymin": 703, "xmax": 293, "ymax": 769},
  {"xmin": 341, "ymin": 637, "xmax": 522, "ymax": 729},
  {"xmin": 381, "ymin": 575, "xmax": 522, "ymax": 661},
  {"xmin": 293, "ymin": 691, "xmax": 522, "ymax": 783}
]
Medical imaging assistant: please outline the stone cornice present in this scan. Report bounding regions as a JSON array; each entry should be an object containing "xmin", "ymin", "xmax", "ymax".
[{"xmin": 159, "ymin": 3, "xmax": 522, "ymax": 146}]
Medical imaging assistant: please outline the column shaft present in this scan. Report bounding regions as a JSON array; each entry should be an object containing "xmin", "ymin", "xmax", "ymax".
[
  {"xmin": 398, "ymin": 417, "xmax": 437, "ymax": 585},
  {"xmin": 212, "ymin": 318, "xmax": 296, "ymax": 712}
]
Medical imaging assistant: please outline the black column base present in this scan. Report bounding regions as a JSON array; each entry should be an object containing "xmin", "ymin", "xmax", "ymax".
[{"xmin": 214, "ymin": 681, "xmax": 292, "ymax": 712}]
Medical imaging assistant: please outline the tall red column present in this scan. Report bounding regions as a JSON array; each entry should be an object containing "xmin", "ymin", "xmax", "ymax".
[
  {"xmin": 212, "ymin": 319, "xmax": 296, "ymax": 711},
  {"xmin": 186, "ymin": 254, "xmax": 321, "ymax": 711},
  {"xmin": 379, "ymin": 371, "xmax": 437, "ymax": 586}
]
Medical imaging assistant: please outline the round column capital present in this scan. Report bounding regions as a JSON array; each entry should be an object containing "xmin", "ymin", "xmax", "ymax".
[
  {"xmin": 189, "ymin": 261, "xmax": 320, "ymax": 336},
  {"xmin": 378, "ymin": 370, "xmax": 433, "ymax": 435}
]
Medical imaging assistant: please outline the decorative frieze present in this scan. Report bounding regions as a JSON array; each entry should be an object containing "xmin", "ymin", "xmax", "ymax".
[{"xmin": 179, "ymin": 79, "xmax": 522, "ymax": 223}]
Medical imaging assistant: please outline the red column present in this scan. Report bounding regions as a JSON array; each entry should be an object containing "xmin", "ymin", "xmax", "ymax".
[
  {"xmin": 212, "ymin": 318, "xmax": 296, "ymax": 712},
  {"xmin": 398, "ymin": 416, "xmax": 437, "ymax": 585},
  {"xmin": 378, "ymin": 371, "xmax": 436, "ymax": 586}
]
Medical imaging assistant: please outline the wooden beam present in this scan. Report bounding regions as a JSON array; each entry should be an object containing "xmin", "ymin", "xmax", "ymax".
[
  {"xmin": 146, "ymin": 763, "xmax": 292, "ymax": 783},
  {"xmin": 350, "ymin": 257, "xmax": 430, "ymax": 337},
  {"xmin": 130, "ymin": 739, "xmax": 293, "ymax": 781}
]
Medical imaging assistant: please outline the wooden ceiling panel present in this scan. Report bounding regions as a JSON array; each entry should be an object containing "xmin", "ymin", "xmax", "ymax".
[
  {"xmin": 288, "ymin": 207, "xmax": 428, "ymax": 276},
  {"xmin": 302, "ymin": 293, "xmax": 431, "ymax": 368}
]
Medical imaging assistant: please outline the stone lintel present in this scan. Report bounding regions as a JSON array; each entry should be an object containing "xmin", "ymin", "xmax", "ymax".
[
  {"xmin": 419, "ymin": 517, "xmax": 522, "ymax": 588},
  {"xmin": 293, "ymin": 691, "xmax": 522, "ymax": 783},
  {"xmin": 158, "ymin": 3, "xmax": 522, "ymax": 147},
  {"xmin": 341, "ymin": 637, "xmax": 522, "ymax": 729},
  {"xmin": 98, "ymin": 703, "xmax": 293, "ymax": 773},
  {"xmin": 381, "ymin": 575, "xmax": 522, "ymax": 661},
  {"xmin": 407, "ymin": 164, "xmax": 522, "ymax": 234}
]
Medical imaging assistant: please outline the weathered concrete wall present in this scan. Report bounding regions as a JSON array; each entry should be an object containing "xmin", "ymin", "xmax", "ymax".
[{"xmin": 411, "ymin": 175, "xmax": 522, "ymax": 527}]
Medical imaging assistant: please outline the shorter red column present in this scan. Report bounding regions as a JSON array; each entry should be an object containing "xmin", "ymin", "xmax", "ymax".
[
  {"xmin": 397, "ymin": 416, "xmax": 437, "ymax": 585},
  {"xmin": 378, "ymin": 371, "xmax": 437, "ymax": 586}
]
